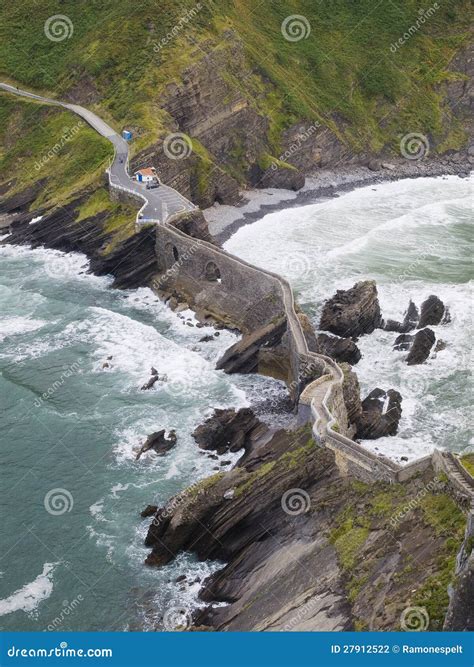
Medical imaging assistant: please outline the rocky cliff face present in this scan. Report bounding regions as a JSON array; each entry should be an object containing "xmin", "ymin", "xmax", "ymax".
[{"xmin": 142, "ymin": 421, "xmax": 467, "ymax": 631}]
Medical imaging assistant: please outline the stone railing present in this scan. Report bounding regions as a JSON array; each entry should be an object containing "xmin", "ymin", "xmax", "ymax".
[{"xmin": 6, "ymin": 83, "xmax": 468, "ymax": 489}]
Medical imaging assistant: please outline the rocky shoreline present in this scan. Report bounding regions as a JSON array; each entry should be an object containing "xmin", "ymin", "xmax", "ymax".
[{"xmin": 206, "ymin": 154, "xmax": 472, "ymax": 243}]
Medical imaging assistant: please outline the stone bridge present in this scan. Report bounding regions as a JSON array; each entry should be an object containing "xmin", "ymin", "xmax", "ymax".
[{"xmin": 4, "ymin": 83, "xmax": 473, "ymax": 495}]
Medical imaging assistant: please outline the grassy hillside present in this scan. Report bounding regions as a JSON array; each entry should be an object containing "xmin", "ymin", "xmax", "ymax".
[
  {"xmin": 1, "ymin": 0, "xmax": 471, "ymax": 150},
  {"xmin": 0, "ymin": 1, "xmax": 471, "ymax": 219},
  {"xmin": 0, "ymin": 96, "xmax": 112, "ymax": 207}
]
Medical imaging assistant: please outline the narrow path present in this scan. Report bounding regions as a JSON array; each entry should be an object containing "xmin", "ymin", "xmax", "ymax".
[
  {"xmin": 0, "ymin": 82, "xmax": 195, "ymax": 223},
  {"xmin": 2, "ymin": 81, "xmax": 442, "ymax": 486}
]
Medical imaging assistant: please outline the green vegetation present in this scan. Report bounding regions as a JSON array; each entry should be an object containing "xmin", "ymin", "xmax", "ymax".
[
  {"xmin": 330, "ymin": 518, "xmax": 369, "ymax": 570},
  {"xmin": 0, "ymin": 1, "xmax": 471, "ymax": 239},
  {"xmin": 0, "ymin": 96, "xmax": 111, "ymax": 208},
  {"xmin": 0, "ymin": 0, "xmax": 471, "ymax": 159},
  {"xmin": 460, "ymin": 454, "xmax": 474, "ymax": 477},
  {"xmin": 330, "ymin": 478, "xmax": 466, "ymax": 630}
]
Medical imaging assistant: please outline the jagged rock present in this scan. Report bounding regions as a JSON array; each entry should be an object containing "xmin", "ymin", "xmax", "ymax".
[
  {"xmin": 312, "ymin": 333, "xmax": 361, "ymax": 365},
  {"xmin": 384, "ymin": 301, "xmax": 419, "ymax": 333},
  {"xmin": 393, "ymin": 333, "xmax": 413, "ymax": 351},
  {"xmin": 406, "ymin": 328, "xmax": 436, "ymax": 365},
  {"xmin": 135, "ymin": 430, "xmax": 177, "ymax": 460},
  {"xmin": 199, "ymin": 334, "xmax": 215, "ymax": 343},
  {"xmin": 355, "ymin": 388, "xmax": 402, "ymax": 439},
  {"xmin": 141, "ymin": 505, "xmax": 158, "ymax": 518},
  {"xmin": 367, "ymin": 158, "xmax": 381, "ymax": 171},
  {"xmin": 340, "ymin": 363, "xmax": 363, "ymax": 427},
  {"xmin": 434, "ymin": 339, "xmax": 447, "ymax": 353},
  {"xmin": 444, "ymin": 552, "xmax": 474, "ymax": 630},
  {"xmin": 216, "ymin": 318, "xmax": 286, "ymax": 374},
  {"xmin": 192, "ymin": 408, "xmax": 261, "ymax": 456},
  {"xmin": 257, "ymin": 165, "xmax": 305, "ymax": 191},
  {"xmin": 319, "ymin": 280, "xmax": 382, "ymax": 338},
  {"xmin": 418, "ymin": 295, "xmax": 446, "ymax": 328},
  {"xmin": 141, "ymin": 375, "xmax": 159, "ymax": 390}
]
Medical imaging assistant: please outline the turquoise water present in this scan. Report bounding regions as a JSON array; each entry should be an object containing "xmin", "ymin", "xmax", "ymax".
[
  {"xmin": 0, "ymin": 174, "xmax": 472, "ymax": 631},
  {"xmin": 0, "ymin": 245, "xmax": 285, "ymax": 631},
  {"xmin": 226, "ymin": 175, "xmax": 473, "ymax": 462}
]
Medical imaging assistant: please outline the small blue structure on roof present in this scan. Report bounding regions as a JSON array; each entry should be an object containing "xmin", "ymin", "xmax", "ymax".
[{"xmin": 122, "ymin": 130, "xmax": 132, "ymax": 141}]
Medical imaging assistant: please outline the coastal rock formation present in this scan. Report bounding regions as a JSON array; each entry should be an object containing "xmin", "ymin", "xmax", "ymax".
[
  {"xmin": 216, "ymin": 318, "xmax": 286, "ymax": 375},
  {"xmin": 192, "ymin": 408, "xmax": 262, "ymax": 456},
  {"xmin": 406, "ymin": 328, "xmax": 436, "ymax": 365},
  {"xmin": 384, "ymin": 301, "xmax": 419, "ymax": 333},
  {"xmin": 418, "ymin": 295, "xmax": 446, "ymax": 328},
  {"xmin": 312, "ymin": 333, "xmax": 361, "ymax": 365},
  {"xmin": 340, "ymin": 363, "xmax": 363, "ymax": 427},
  {"xmin": 135, "ymin": 430, "xmax": 177, "ymax": 460},
  {"xmin": 319, "ymin": 281, "xmax": 382, "ymax": 338},
  {"xmin": 143, "ymin": 422, "xmax": 465, "ymax": 631},
  {"xmin": 355, "ymin": 388, "xmax": 402, "ymax": 440},
  {"xmin": 257, "ymin": 164, "xmax": 305, "ymax": 191},
  {"xmin": 297, "ymin": 312, "xmax": 361, "ymax": 365},
  {"xmin": 393, "ymin": 333, "xmax": 414, "ymax": 351}
]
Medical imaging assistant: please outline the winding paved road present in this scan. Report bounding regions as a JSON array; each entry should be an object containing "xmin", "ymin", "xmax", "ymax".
[{"xmin": 0, "ymin": 82, "xmax": 195, "ymax": 223}]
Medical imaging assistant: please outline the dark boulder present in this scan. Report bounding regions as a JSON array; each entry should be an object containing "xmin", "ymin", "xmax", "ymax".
[
  {"xmin": 406, "ymin": 328, "xmax": 436, "ymax": 365},
  {"xmin": 192, "ymin": 408, "xmax": 261, "ymax": 456},
  {"xmin": 418, "ymin": 295, "xmax": 446, "ymax": 328},
  {"xmin": 384, "ymin": 301, "xmax": 419, "ymax": 333},
  {"xmin": 136, "ymin": 430, "xmax": 177, "ymax": 460},
  {"xmin": 319, "ymin": 280, "xmax": 382, "ymax": 338},
  {"xmin": 141, "ymin": 505, "xmax": 158, "ymax": 518},
  {"xmin": 216, "ymin": 318, "xmax": 286, "ymax": 375},
  {"xmin": 312, "ymin": 333, "xmax": 361, "ymax": 365},
  {"xmin": 393, "ymin": 333, "xmax": 413, "ymax": 351},
  {"xmin": 355, "ymin": 388, "xmax": 402, "ymax": 440}
]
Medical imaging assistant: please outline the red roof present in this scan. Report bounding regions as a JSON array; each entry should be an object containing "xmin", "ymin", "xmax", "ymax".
[{"xmin": 136, "ymin": 167, "xmax": 156, "ymax": 176}]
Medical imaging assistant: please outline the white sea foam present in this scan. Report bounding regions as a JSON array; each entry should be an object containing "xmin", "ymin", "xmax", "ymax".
[
  {"xmin": 0, "ymin": 317, "xmax": 47, "ymax": 342},
  {"xmin": 0, "ymin": 562, "xmax": 58, "ymax": 618}
]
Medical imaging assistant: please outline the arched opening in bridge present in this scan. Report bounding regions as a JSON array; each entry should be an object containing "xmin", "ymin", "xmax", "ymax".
[
  {"xmin": 172, "ymin": 246, "xmax": 179, "ymax": 262},
  {"xmin": 204, "ymin": 261, "xmax": 221, "ymax": 283}
]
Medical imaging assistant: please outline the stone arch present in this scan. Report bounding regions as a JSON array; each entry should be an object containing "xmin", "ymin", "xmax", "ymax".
[{"xmin": 204, "ymin": 260, "xmax": 221, "ymax": 282}]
